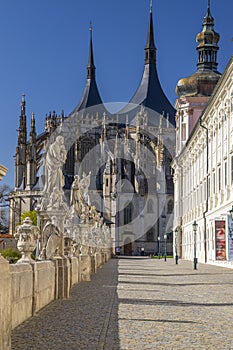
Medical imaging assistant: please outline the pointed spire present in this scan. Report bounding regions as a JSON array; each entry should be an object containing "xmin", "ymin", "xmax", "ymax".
[
  {"xmin": 29, "ymin": 112, "xmax": 36, "ymax": 144},
  {"xmin": 145, "ymin": 1, "xmax": 156, "ymax": 64},
  {"xmin": 71, "ymin": 23, "xmax": 105, "ymax": 115},
  {"xmin": 18, "ymin": 94, "xmax": 27, "ymax": 145},
  {"xmin": 87, "ymin": 21, "xmax": 96, "ymax": 79},
  {"xmin": 21, "ymin": 93, "xmax": 26, "ymax": 115}
]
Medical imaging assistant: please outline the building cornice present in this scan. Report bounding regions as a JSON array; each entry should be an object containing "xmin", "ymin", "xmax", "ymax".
[{"xmin": 0, "ymin": 164, "xmax": 8, "ymax": 181}]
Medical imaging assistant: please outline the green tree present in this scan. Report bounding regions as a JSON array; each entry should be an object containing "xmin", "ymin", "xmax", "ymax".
[{"xmin": 20, "ymin": 210, "xmax": 37, "ymax": 226}]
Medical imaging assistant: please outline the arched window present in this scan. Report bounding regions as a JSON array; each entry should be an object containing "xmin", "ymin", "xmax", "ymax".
[
  {"xmin": 167, "ymin": 200, "xmax": 173, "ymax": 214},
  {"xmin": 147, "ymin": 199, "xmax": 153, "ymax": 213}
]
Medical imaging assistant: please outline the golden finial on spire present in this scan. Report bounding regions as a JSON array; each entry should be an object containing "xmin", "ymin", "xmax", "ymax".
[{"xmin": 90, "ymin": 21, "xmax": 93, "ymax": 32}]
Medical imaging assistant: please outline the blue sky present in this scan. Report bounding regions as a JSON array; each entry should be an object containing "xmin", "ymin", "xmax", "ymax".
[{"xmin": 0, "ymin": 0, "xmax": 232, "ymax": 187}]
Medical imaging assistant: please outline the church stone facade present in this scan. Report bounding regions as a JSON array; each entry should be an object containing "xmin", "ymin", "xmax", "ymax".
[{"xmin": 9, "ymin": 6, "xmax": 176, "ymax": 256}]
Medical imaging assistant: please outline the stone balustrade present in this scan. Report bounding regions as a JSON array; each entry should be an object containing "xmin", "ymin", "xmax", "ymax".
[{"xmin": 0, "ymin": 248, "xmax": 112, "ymax": 350}]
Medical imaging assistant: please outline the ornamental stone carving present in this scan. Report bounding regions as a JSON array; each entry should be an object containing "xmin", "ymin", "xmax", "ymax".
[{"xmin": 14, "ymin": 217, "xmax": 40, "ymax": 264}]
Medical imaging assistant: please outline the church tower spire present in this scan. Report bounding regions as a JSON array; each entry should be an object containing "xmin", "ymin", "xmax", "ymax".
[
  {"xmin": 176, "ymin": 1, "xmax": 221, "ymax": 98},
  {"xmin": 15, "ymin": 94, "xmax": 27, "ymax": 188},
  {"xmin": 29, "ymin": 112, "xmax": 36, "ymax": 144},
  {"xmin": 196, "ymin": 0, "xmax": 220, "ymax": 72},
  {"xmin": 144, "ymin": 0, "xmax": 156, "ymax": 65},
  {"xmin": 121, "ymin": 1, "xmax": 176, "ymax": 125},
  {"xmin": 87, "ymin": 22, "xmax": 96, "ymax": 79},
  {"xmin": 71, "ymin": 23, "xmax": 105, "ymax": 115},
  {"xmin": 26, "ymin": 112, "xmax": 37, "ymax": 189},
  {"xmin": 18, "ymin": 94, "xmax": 27, "ymax": 145}
]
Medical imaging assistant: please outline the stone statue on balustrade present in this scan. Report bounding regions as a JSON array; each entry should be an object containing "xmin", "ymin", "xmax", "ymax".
[
  {"xmin": 39, "ymin": 135, "xmax": 68, "ymax": 214},
  {"xmin": 70, "ymin": 172, "xmax": 91, "ymax": 219},
  {"xmin": 43, "ymin": 135, "xmax": 67, "ymax": 195},
  {"xmin": 70, "ymin": 175, "xmax": 81, "ymax": 215}
]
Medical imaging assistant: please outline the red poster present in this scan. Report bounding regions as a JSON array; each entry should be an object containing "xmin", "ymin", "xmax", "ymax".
[{"xmin": 215, "ymin": 220, "xmax": 226, "ymax": 260}]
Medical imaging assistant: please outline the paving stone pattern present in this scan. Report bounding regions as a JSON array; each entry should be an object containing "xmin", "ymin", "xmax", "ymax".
[{"xmin": 11, "ymin": 258, "xmax": 233, "ymax": 349}]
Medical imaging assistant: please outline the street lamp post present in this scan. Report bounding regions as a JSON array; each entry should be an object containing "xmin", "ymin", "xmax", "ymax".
[
  {"xmin": 164, "ymin": 234, "xmax": 167, "ymax": 262},
  {"xmin": 175, "ymin": 228, "xmax": 178, "ymax": 264},
  {"xmin": 193, "ymin": 220, "xmax": 198, "ymax": 270},
  {"xmin": 158, "ymin": 236, "xmax": 161, "ymax": 259},
  {"xmin": 229, "ymin": 205, "xmax": 233, "ymax": 219}
]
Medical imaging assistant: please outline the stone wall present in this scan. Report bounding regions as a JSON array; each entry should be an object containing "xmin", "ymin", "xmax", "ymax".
[
  {"xmin": 32, "ymin": 261, "xmax": 55, "ymax": 314},
  {"xmin": 10, "ymin": 263, "xmax": 33, "ymax": 329},
  {"xmin": 0, "ymin": 251, "xmax": 111, "ymax": 349},
  {"xmin": 0, "ymin": 256, "xmax": 11, "ymax": 350}
]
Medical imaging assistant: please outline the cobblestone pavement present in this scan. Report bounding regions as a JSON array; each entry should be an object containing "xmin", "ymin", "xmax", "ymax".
[{"xmin": 11, "ymin": 258, "xmax": 233, "ymax": 350}]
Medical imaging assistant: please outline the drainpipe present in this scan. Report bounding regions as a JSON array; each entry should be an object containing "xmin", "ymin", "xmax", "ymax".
[{"xmin": 199, "ymin": 118, "xmax": 208, "ymax": 263}]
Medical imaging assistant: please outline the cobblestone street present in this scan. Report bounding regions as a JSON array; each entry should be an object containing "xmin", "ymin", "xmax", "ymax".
[{"xmin": 12, "ymin": 258, "xmax": 233, "ymax": 350}]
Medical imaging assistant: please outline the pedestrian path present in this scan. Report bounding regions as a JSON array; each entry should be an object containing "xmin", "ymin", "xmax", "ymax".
[{"xmin": 11, "ymin": 258, "xmax": 233, "ymax": 349}]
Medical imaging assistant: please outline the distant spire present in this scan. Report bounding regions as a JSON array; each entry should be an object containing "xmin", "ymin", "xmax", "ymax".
[
  {"xmin": 87, "ymin": 21, "xmax": 96, "ymax": 79},
  {"xmin": 18, "ymin": 94, "xmax": 27, "ymax": 145},
  {"xmin": 144, "ymin": 2, "xmax": 156, "ymax": 64},
  {"xmin": 21, "ymin": 93, "xmax": 26, "ymax": 115},
  {"xmin": 29, "ymin": 112, "xmax": 36, "ymax": 144}
]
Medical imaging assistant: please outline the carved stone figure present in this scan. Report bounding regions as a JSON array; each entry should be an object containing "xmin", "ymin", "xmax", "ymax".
[
  {"xmin": 44, "ymin": 135, "xmax": 67, "ymax": 194},
  {"xmin": 70, "ymin": 175, "xmax": 81, "ymax": 214},
  {"xmin": 79, "ymin": 171, "xmax": 91, "ymax": 205},
  {"xmin": 47, "ymin": 186, "xmax": 68, "ymax": 211}
]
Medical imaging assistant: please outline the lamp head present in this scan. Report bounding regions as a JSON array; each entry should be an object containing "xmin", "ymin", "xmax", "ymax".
[
  {"xmin": 229, "ymin": 206, "xmax": 233, "ymax": 219},
  {"xmin": 193, "ymin": 220, "xmax": 198, "ymax": 231}
]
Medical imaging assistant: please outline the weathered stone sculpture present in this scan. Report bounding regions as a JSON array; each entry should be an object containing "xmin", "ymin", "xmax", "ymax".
[
  {"xmin": 43, "ymin": 135, "xmax": 67, "ymax": 194},
  {"xmin": 39, "ymin": 216, "xmax": 61, "ymax": 260},
  {"xmin": 14, "ymin": 217, "xmax": 39, "ymax": 263}
]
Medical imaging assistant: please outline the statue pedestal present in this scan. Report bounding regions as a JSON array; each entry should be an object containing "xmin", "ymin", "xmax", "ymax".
[
  {"xmin": 90, "ymin": 254, "xmax": 97, "ymax": 274},
  {"xmin": 95, "ymin": 252, "xmax": 103, "ymax": 269},
  {"xmin": 79, "ymin": 254, "xmax": 91, "ymax": 281},
  {"xmin": 53, "ymin": 257, "xmax": 70, "ymax": 299}
]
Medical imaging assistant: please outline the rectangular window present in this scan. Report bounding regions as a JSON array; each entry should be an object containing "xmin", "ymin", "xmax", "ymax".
[
  {"xmin": 213, "ymin": 172, "xmax": 215, "ymax": 194},
  {"xmin": 231, "ymin": 156, "xmax": 233, "ymax": 184},
  {"xmin": 218, "ymin": 167, "xmax": 221, "ymax": 192},
  {"xmin": 207, "ymin": 177, "xmax": 210, "ymax": 198},
  {"xmin": 225, "ymin": 162, "xmax": 227, "ymax": 187},
  {"xmin": 181, "ymin": 123, "xmax": 186, "ymax": 141}
]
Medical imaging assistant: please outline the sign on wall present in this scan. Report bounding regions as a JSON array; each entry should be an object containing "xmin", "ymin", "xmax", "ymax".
[
  {"xmin": 215, "ymin": 220, "xmax": 226, "ymax": 261},
  {"xmin": 227, "ymin": 215, "xmax": 233, "ymax": 261}
]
